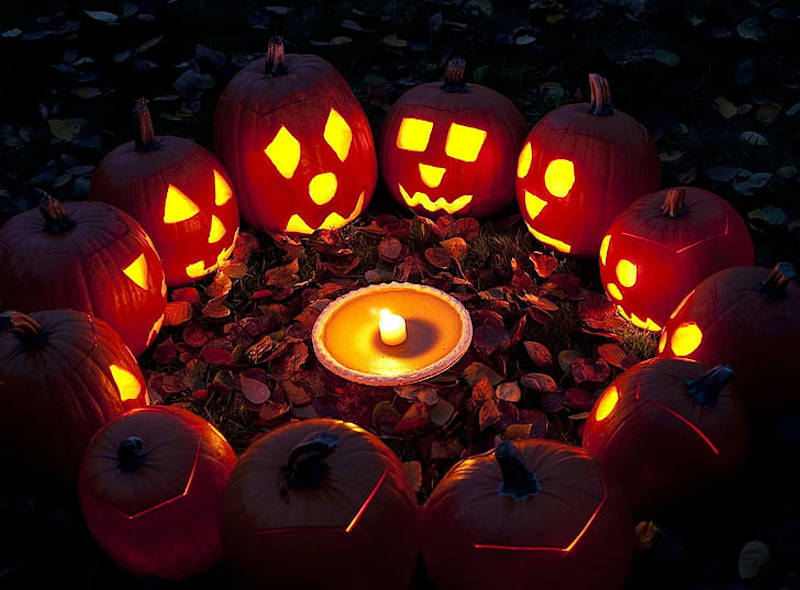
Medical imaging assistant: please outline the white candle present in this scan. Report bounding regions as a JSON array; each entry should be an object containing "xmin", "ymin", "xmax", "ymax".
[{"xmin": 379, "ymin": 309, "xmax": 407, "ymax": 346}]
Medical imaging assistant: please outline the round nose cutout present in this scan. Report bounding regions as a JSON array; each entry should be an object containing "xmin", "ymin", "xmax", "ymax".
[
  {"xmin": 418, "ymin": 164, "xmax": 446, "ymax": 188},
  {"xmin": 308, "ymin": 172, "xmax": 338, "ymax": 205}
]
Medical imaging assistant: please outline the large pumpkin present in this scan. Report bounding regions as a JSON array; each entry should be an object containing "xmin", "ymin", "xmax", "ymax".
[
  {"xmin": 599, "ymin": 186, "xmax": 753, "ymax": 332},
  {"xmin": 0, "ymin": 310, "xmax": 147, "ymax": 483},
  {"xmin": 0, "ymin": 194, "xmax": 166, "ymax": 356},
  {"xmin": 221, "ymin": 418, "xmax": 418, "ymax": 590},
  {"xmin": 516, "ymin": 74, "xmax": 661, "ymax": 256},
  {"xmin": 79, "ymin": 406, "xmax": 236, "ymax": 581},
  {"xmin": 90, "ymin": 99, "xmax": 239, "ymax": 287},
  {"xmin": 214, "ymin": 37, "xmax": 376, "ymax": 234},
  {"xmin": 420, "ymin": 439, "xmax": 634, "ymax": 590},
  {"xmin": 582, "ymin": 359, "xmax": 748, "ymax": 512},
  {"xmin": 379, "ymin": 58, "xmax": 527, "ymax": 218},
  {"xmin": 659, "ymin": 263, "xmax": 800, "ymax": 410}
]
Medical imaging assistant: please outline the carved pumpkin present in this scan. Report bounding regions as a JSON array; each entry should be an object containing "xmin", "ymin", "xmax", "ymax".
[
  {"xmin": 379, "ymin": 58, "xmax": 527, "ymax": 218},
  {"xmin": 79, "ymin": 406, "xmax": 236, "ymax": 581},
  {"xmin": 659, "ymin": 263, "xmax": 800, "ymax": 410},
  {"xmin": 221, "ymin": 419, "xmax": 418, "ymax": 590},
  {"xmin": 90, "ymin": 99, "xmax": 240, "ymax": 287},
  {"xmin": 214, "ymin": 37, "xmax": 376, "ymax": 235},
  {"xmin": 516, "ymin": 74, "xmax": 661, "ymax": 256},
  {"xmin": 420, "ymin": 440, "xmax": 634, "ymax": 590},
  {"xmin": 599, "ymin": 187, "xmax": 753, "ymax": 332},
  {"xmin": 0, "ymin": 195, "xmax": 166, "ymax": 356},
  {"xmin": 0, "ymin": 310, "xmax": 147, "ymax": 483},
  {"xmin": 582, "ymin": 359, "xmax": 748, "ymax": 512}
]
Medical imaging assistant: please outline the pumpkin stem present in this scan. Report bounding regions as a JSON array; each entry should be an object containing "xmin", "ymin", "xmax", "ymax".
[
  {"xmin": 133, "ymin": 97, "xmax": 160, "ymax": 152},
  {"xmin": 496, "ymin": 441, "xmax": 539, "ymax": 500},
  {"xmin": 266, "ymin": 36, "xmax": 288, "ymax": 77},
  {"xmin": 588, "ymin": 73, "xmax": 614, "ymax": 116},
  {"xmin": 441, "ymin": 57, "xmax": 468, "ymax": 93},
  {"xmin": 37, "ymin": 191, "xmax": 76, "ymax": 234},
  {"xmin": 661, "ymin": 188, "xmax": 687, "ymax": 218},
  {"xmin": 760, "ymin": 262, "xmax": 796, "ymax": 300},
  {"xmin": 0, "ymin": 310, "xmax": 45, "ymax": 348},
  {"xmin": 278, "ymin": 432, "xmax": 339, "ymax": 503},
  {"xmin": 117, "ymin": 436, "xmax": 146, "ymax": 473},
  {"xmin": 686, "ymin": 365, "xmax": 734, "ymax": 407}
]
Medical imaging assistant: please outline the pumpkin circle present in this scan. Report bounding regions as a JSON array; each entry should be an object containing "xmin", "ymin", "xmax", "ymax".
[
  {"xmin": 599, "ymin": 186, "xmax": 753, "ymax": 332},
  {"xmin": 90, "ymin": 99, "xmax": 240, "ymax": 287},
  {"xmin": 0, "ymin": 194, "xmax": 166, "ymax": 356},
  {"xmin": 379, "ymin": 57, "xmax": 527, "ymax": 218},
  {"xmin": 420, "ymin": 439, "xmax": 634, "ymax": 590},
  {"xmin": 221, "ymin": 418, "xmax": 419, "ymax": 590},
  {"xmin": 214, "ymin": 37, "xmax": 377, "ymax": 235},
  {"xmin": 0, "ymin": 309, "xmax": 147, "ymax": 483},
  {"xmin": 516, "ymin": 74, "xmax": 661, "ymax": 256},
  {"xmin": 79, "ymin": 406, "xmax": 237, "ymax": 581},
  {"xmin": 582, "ymin": 359, "xmax": 749, "ymax": 512}
]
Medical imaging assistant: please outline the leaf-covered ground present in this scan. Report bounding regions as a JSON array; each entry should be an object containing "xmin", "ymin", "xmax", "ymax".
[{"xmin": 1, "ymin": 1, "xmax": 800, "ymax": 589}]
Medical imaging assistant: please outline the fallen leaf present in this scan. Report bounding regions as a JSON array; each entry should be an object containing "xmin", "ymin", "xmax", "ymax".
[
  {"xmin": 430, "ymin": 398, "xmax": 456, "ymax": 426},
  {"xmin": 635, "ymin": 521, "xmax": 661, "ymax": 549},
  {"xmin": 529, "ymin": 251, "xmax": 557, "ymax": 278},
  {"xmin": 479, "ymin": 398, "xmax": 502, "ymax": 430},
  {"xmin": 523, "ymin": 341, "xmax": 553, "ymax": 367},
  {"xmin": 496, "ymin": 381, "xmax": 521, "ymax": 402},
  {"xmin": 240, "ymin": 374, "xmax": 271, "ymax": 404},
  {"xmin": 164, "ymin": 301, "xmax": 192, "ymax": 326},
  {"xmin": 520, "ymin": 372, "xmax": 558, "ymax": 393},
  {"xmin": 572, "ymin": 358, "xmax": 611, "ymax": 383}
]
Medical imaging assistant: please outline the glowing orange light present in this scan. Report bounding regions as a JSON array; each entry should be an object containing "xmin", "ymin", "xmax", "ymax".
[
  {"xmin": 285, "ymin": 191, "xmax": 366, "ymax": 234},
  {"xmin": 122, "ymin": 254, "xmax": 148, "ymax": 290},
  {"xmin": 396, "ymin": 117, "xmax": 433, "ymax": 152},
  {"xmin": 670, "ymin": 289, "xmax": 695, "ymax": 319},
  {"xmin": 418, "ymin": 163, "xmax": 446, "ymax": 188},
  {"xmin": 110, "ymin": 365, "xmax": 141, "ymax": 401},
  {"xmin": 517, "ymin": 142, "xmax": 532, "ymax": 178},
  {"xmin": 186, "ymin": 260, "xmax": 214, "ymax": 278},
  {"xmin": 445, "ymin": 123, "xmax": 487, "ymax": 162},
  {"xmin": 544, "ymin": 159, "xmax": 575, "ymax": 198},
  {"xmin": 599, "ymin": 235, "xmax": 611, "ymax": 266},
  {"xmin": 525, "ymin": 223, "xmax": 572, "ymax": 253},
  {"xmin": 308, "ymin": 172, "xmax": 338, "ymax": 205},
  {"xmin": 207, "ymin": 215, "xmax": 226, "ymax": 244},
  {"xmin": 146, "ymin": 314, "xmax": 164, "ymax": 348},
  {"xmin": 213, "ymin": 170, "xmax": 233, "ymax": 206},
  {"xmin": 323, "ymin": 108, "xmax": 352, "ymax": 162},
  {"xmin": 606, "ymin": 283, "xmax": 623, "ymax": 301},
  {"xmin": 398, "ymin": 184, "xmax": 472, "ymax": 215},
  {"xmin": 647, "ymin": 399, "xmax": 719, "ymax": 455},
  {"xmin": 670, "ymin": 322, "xmax": 702, "ymax": 356},
  {"xmin": 658, "ymin": 329, "xmax": 667, "ymax": 353},
  {"xmin": 616, "ymin": 259, "xmax": 637, "ymax": 287},
  {"xmin": 163, "ymin": 185, "xmax": 200, "ymax": 223},
  {"xmin": 264, "ymin": 126, "xmax": 301, "ymax": 179},
  {"xmin": 595, "ymin": 386, "xmax": 619, "ymax": 421},
  {"xmin": 524, "ymin": 192, "xmax": 547, "ymax": 220}
]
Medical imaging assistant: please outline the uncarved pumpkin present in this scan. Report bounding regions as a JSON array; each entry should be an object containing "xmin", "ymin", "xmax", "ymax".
[
  {"xmin": 221, "ymin": 418, "xmax": 418, "ymax": 590},
  {"xmin": 0, "ymin": 309, "xmax": 147, "ymax": 483},
  {"xmin": 420, "ymin": 439, "xmax": 634, "ymax": 590}
]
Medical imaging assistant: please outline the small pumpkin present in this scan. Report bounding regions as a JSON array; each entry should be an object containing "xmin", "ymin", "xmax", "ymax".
[
  {"xmin": 0, "ymin": 310, "xmax": 147, "ymax": 483},
  {"xmin": 659, "ymin": 263, "xmax": 800, "ymax": 410},
  {"xmin": 221, "ymin": 418, "xmax": 418, "ymax": 590},
  {"xmin": 420, "ymin": 439, "xmax": 634, "ymax": 590},
  {"xmin": 90, "ymin": 99, "xmax": 240, "ymax": 286},
  {"xmin": 214, "ymin": 36, "xmax": 376, "ymax": 235},
  {"xmin": 79, "ymin": 406, "xmax": 236, "ymax": 581},
  {"xmin": 516, "ymin": 74, "xmax": 661, "ymax": 256},
  {"xmin": 0, "ymin": 194, "xmax": 166, "ymax": 356},
  {"xmin": 379, "ymin": 58, "xmax": 527, "ymax": 218},
  {"xmin": 599, "ymin": 187, "xmax": 753, "ymax": 332},
  {"xmin": 582, "ymin": 359, "xmax": 748, "ymax": 512}
]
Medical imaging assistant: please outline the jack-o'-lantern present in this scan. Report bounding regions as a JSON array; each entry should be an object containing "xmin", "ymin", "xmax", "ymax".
[
  {"xmin": 379, "ymin": 58, "xmax": 527, "ymax": 218},
  {"xmin": 90, "ymin": 99, "xmax": 239, "ymax": 287},
  {"xmin": 659, "ymin": 263, "xmax": 800, "ymax": 410},
  {"xmin": 214, "ymin": 37, "xmax": 376, "ymax": 234},
  {"xmin": 599, "ymin": 187, "xmax": 753, "ymax": 331},
  {"xmin": 516, "ymin": 74, "xmax": 661, "ymax": 256},
  {"xmin": 0, "ymin": 194, "xmax": 166, "ymax": 356},
  {"xmin": 582, "ymin": 359, "xmax": 748, "ymax": 512}
]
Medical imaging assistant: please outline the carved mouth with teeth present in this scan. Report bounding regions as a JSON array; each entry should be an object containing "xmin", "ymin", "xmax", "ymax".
[{"xmin": 284, "ymin": 191, "xmax": 366, "ymax": 234}]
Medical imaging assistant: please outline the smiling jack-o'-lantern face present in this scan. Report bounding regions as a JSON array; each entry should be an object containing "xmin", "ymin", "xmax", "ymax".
[{"xmin": 380, "ymin": 59, "xmax": 527, "ymax": 219}]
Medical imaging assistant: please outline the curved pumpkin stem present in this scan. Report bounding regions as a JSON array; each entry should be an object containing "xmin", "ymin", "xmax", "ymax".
[
  {"xmin": 442, "ymin": 57, "xmax": 468, "ymax": 93},
  {"xmin": 278, "ymin": 431, "xmax": 339, "ymax": 503},
  {"xmin": 661, "ymin": 188, "xmax": 687, "ymax": 218},
  {"xmin": 38, "ymin": 191, "xmax": 76, "ymax": 234},
  {"xmin": 0, "ymin": 310, "xmax": 44, "ymax": 348},
  {"xmin": 686, "ymin": 365, "xmax": 734, "ymax": 407},
  {"xmin": 496, "ymin": 441, "xmax": 539, "ymax": 500},
  {"xmin": 117, "ymin": 436, "xmax": 147, "ymax": 472},
  {"xmin": 760, "ymin": 262, "xmax": 796, "ymax": 300},
  {"xmin": 133, "ymin": 97, "xmax": 160, "ymax": 152},
  {"xmin": 266, "ymin": 35, "xmax": 288, "ymax": 77},
  {"xmin": 588, "ymin": 73, "xmax": 614, "ymax": 116}
]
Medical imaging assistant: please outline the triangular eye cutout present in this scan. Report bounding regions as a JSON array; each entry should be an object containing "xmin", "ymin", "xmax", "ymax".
[
  {"xmin": 214, "ymin": 170, "xmax": 234, "ymax": 206},
  {"xmin": 110, "ymin": 364, "xmax": 141, "ymax": 401},
  {"xmin": 163, "ymin": 184, "xmax": 200, "ymax": 223},
  {"xmin": 208, "ymin": 215, "xmax": 226, "ymax": 243},
  {"xmin": 323, "ymin": 108, "xmax": 352, "ymax": 162},
  {"xmin": 123, "ymin": 253, "xmax": 148, "ymax": 289}
]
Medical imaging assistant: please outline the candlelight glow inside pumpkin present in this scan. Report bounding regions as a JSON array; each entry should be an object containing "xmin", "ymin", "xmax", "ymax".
[{"xmin": 109, "ymin": 364, "xmax": 142, "ymax": 401}]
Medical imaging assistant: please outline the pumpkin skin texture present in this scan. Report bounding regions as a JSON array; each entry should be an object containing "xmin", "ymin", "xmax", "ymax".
[
  {"xmin": 90, "ymin": 99, "xmax": 239, "ymax": 287},
  {"xmin": 659, "ymin": 263, "xmax": 800, "ymax": 410},
  {"xmin": 599, "ymin": 187, "xmax": 753, "ymax": 332},
  {"xmin": 0, "ymin": 196, "xmax": 166, "ymax": 356},
  {"xmin": 582, "ymin": 359, "xmax": 748, "ymax": 512},
  {"xmin": 516, "ymin": 74, "xmax": 661, "ymax": 257},
  {"xmin": 214, "ymin": 37, "xmax": 376, "ymax": 235},
  {"xmin": 420, "ymin": 439, "xmax": 634, "ymax": 590},
  {"xmin": 79, "ymin": 406, "xmax": 236, "ymax": 581},
  {"xmin": 221, "ymin": 418, "xmax": 418, "ymax": 590},
  {"xmin": 380, "ymin": 58, "xmax": 527, "ymax": 218},
  {"xmin": 0, "ymin": 310, "xmax": 147, "ymax": 483}
]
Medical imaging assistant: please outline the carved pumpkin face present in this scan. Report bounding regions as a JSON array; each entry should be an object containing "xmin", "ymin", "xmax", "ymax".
[
  {"xmin": 215, "ymin": 38, "xmax": 376, "ymax": 235},
  {"xmin": 380, "ymin": 59, "xmax": 527, "ymax": 219}
]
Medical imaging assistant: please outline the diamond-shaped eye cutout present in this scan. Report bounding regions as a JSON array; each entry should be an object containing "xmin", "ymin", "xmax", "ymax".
[
  {"xmin": 397, "ymin": 117, "xmax": 433, "ymax": 152},
  {"xmin": 445, "ymin": 123, "xmax": 486, "ymax": 162},
  {"xmin": 323, "ymin": 108, "xmax": 352, "ymax": 162},
  {"xmin": 264, "ymin": 126, "xmax": 301, "ymax": 178}
]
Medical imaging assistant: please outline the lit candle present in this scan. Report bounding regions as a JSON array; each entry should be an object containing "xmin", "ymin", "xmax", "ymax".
[{"xmin": 379, "ymin": 309, "xmax": 407, "ymax": 346}]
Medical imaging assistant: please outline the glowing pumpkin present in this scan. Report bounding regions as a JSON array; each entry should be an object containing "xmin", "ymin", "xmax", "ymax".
[
  {"xmin": 214, "ymin": 36, "xmax": 376, "ymax": 234},
  {"xmin": 90, "ymin": 99, "xmax": 240, "ymax": 287},
  {"xmin": 659, "ymin": 263, "xmax": 800, "ymax": 410},
  {"xmin": 420, "ymin": 440, "xmax": 634, "ymax": 590},
  {"xmin": 599, "ymin": 187, "xmax": 753, "ymax": 331},
  {"xmin": 379, "ymin": 58, "xmax": 527, "ymax": 218},
  {"xmin": 0, "ymin": 194, "xmax": 166, "ymax": 356},
  {"xmin": 0, "ymin": 309, "xmax": 147, "ymax": 483},
  {"xmin": 516, "ymin": 74, "xmax": 661, "ymax": 256}
]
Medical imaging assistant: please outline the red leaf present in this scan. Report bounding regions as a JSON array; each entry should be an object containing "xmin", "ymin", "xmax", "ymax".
[
  {"xmin": 448, "ymin": 217, "xmax": 480, "ymax": 241},
  {"xmin": 395, "ymin": 402, "xmax": 430, "ymax": 434},
  {"xmin": 478, "ymin": 398, "xmax": 502, "ymax": 430},
  {"xmin": 473, "ymin": 323, "xmax": 511, "ymax": 356},
  {"xmin": 182, "ymin": 322, "xmax": 212, "ymax": 348},
  {"xmin": 200, "ymin": 346, "xmax": 232, "ymax": 366},
  {"xmin": 529, "ymin": 251, "xmax": 558, "ymax": 278},
  {"xmin": 424, "ymin": 247, "xmax": 451, "ymax": 269},
  {"xmin": 378, "ymin": 236, "xmax": 405, "ymax": 262},
  {"xmin": 240, "ymin": 374, "xmax": 271, "ymax": 404},
  {"xmin": 462, "ymin": 362, "xmax": 503, "ymax": 387},
  {"xmin": 202, "ymin": 297, "xmax": 231, "ymax": 318},
  {"xmin": 152, "ymin": 337, "xmax": 176, "ymax": 364},
  {"xmin": 171, "ymin": 287, "xmax": 200, "ymax": 304},
  {"xmin": 565, "ymin": 387, "xmax": 596, "ymax": 411},
  {"xmin": 206, "ymin": 271, "xmax": 232, "ymax": 298},
  {"xmin": 496, "ymin": 381, "xmax": 522, "ymax": 402},
  {"xmin": 520, "ymin": 372, "xmax": 558, "ymax": 393},
  {"xmin": 523, "ymin": 341, "xmax": 553, "ymax": 367},
  {"xmin": 268, "ymin": 341, "xmax": 308, "ymax": 380},
  {"xmin": 510, "ymin": 258, "xmax": 535, "ymax": 292},
  {"xmin": 571, "ymin": 357, "xmax": 611, "ymax": 383},
  {"xmin": 472, "ymin": 377, "xmax": 495, "ymax": 402},
  {"xmin": 264, "ymin": 258, "xmax": 299, "ymax": 289},
  {"xmin": 164, "ymin": 301, "xmax": 192, "ymax": 326}
]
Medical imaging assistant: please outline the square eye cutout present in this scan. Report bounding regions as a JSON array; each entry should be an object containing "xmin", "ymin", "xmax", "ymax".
[
  {"xmin": 445, "ymin": 123, "xmax": 487, "ymax": 162},
  {"xmin": 397, "ymin": 117, "xmax": 433, "ymax": 152}
]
